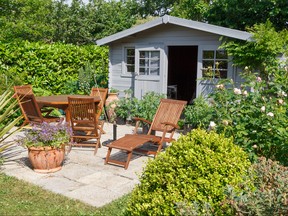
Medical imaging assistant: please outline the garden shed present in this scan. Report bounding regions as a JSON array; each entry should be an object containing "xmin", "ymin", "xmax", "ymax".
[{"xmin": 96, "ymin": 15, "xmax": 252, "ymax": 103}]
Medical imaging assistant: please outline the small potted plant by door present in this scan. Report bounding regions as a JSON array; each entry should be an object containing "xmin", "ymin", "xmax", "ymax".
[{"xmin": 18, "ymin": 122, "xmax": 72, "ymax": 173}]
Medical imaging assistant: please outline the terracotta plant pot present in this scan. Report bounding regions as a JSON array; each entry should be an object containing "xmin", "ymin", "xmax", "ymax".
[
  {"xmin": 28, "ymin": 145, "xmax": 65, "ymax": 173},
  {"xmin": 105, "ymin": 92, "xmax": 119, "ymax": 122}
]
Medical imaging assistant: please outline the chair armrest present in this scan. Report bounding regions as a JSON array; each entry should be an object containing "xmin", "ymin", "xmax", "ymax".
[
  {"xmin": 132, "ymin": 117, "xmax": 152, "ymax": 125},
  {"xmin": 161, "ymin": 121, "xmax": 179, "ymax": 129}
]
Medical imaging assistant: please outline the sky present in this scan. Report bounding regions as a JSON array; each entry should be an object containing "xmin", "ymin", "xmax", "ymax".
[{"xmin": 65, "ymin": 0, "xmax": 90, "ymax": 5}]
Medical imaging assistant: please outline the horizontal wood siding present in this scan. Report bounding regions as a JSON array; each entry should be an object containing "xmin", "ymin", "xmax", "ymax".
[{"xmin": 109, "ymin": 24, "xmax": 223, "ymax": 98}]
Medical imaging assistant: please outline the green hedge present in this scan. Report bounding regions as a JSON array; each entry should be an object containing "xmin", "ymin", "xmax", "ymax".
[
  {"xmin": 0, "ymin": 41, "xmax": 108, "ymax": 95},
  {"xmin": 126, "ymin": 129, "xmax": 251, "ymax": 215}
]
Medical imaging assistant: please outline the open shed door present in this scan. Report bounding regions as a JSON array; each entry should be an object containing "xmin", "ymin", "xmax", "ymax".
[{"xmin": 134, "ymin": 45, "xmax": 165, "ymax": 99}]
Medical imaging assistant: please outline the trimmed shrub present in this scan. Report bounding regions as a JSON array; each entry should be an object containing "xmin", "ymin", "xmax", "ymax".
[
  {"xmin": 224, "ymin": 157, "xmax": 288, "ymax": 215},
  {"xmin": 125, "ymin": 129, "xmax": 251, "ymax": 215}
]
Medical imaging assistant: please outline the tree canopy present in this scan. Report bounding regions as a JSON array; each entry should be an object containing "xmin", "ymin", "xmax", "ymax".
[{"xmin": 1, "ymin": 0, "xmax": 287, "ymax": 45}]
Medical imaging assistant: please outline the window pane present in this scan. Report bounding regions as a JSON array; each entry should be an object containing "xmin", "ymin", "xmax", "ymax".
[
  {"xmin": 150, "ymin": 59, "xmax": 159, "ymax": 67},
  {"xmin": 203, "ymin": 60, "xmax": 214, "ymax": 69},
  {"xmin": 127, "ymin": 49, "xmax": 135, "ymax": 56},
  {"xmin": 127, "ymin": 65, "xmax": 135, "ymax": 73},
  {"xmin": 217, "ymin": 61, "xmax": 228, "ymax": 70},
  {"xmin": 216, "ymin": 50, "xmax": 227, "ymax": 59},
  {"xmin": 140, "ymin": 51, "xmax": 149, "ymax": 58},
  {"xmin": 127, "ymin": 57, "xmax": 134, "ymax": 64},
  {"xmin": 150, "ymin": 68, "xmax": 159, "ymax": 75},
  {"xmin": 203, "ymin": 51, "xmax": 214, "ymax": 59},
  {"xmin": 140, "ymin": 59, "xmax": 149, "ymax": 67},
  {"xmin": 151, "ymin": 51, "xmax": 160, "ymax": 59},
  {"xmin": 139, "ymin": 67, "xmax": 148, "ymax": 75},
  {"xmin": 219, "ymin": 70, "xmax": 227, "ymax": 78}
]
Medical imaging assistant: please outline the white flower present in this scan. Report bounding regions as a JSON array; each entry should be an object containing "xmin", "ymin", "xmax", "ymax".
[
  {"xmin": 209, "ymin": 121, "xmax": 216, "ymax": 130},
  {"xmin": 234, "ymin": 88, "xmax": 241, "ymax": 95},
  {"xmin": 242, "ymin": 90, "xmax": 248, "ymax": 96},
  {"xmin": 252, "ymin": 145, "xmax": 257, "ymax": 149},
  {"xmin": 215, "ymin": 84, "xmax": 224, "ymax": 90},
  {"xmin": 256, "ymin": 77, "xmax": 262, "ymax": 82},
  {"xmin": 278, "ymin": 99, "xmax": 284, "ymax": 105},
  {"xmin": 267, "ymin": 112, "xmax": 274, "ymax": 117},
  {"xmin": 278, "ymin": 91, "xmax": 287, "ymax": 97},
  {"xmin": 244, "ymin": 66, "xmax": 249, "ymax": 70},
  {"xmin": 260, "ymin": 106, "xmax": 266, "ymax": 112}
]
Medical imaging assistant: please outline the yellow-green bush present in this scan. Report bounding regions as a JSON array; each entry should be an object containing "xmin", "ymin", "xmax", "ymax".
[{"xmin": 126, "ymin": 129, "xmax": 251, "ymax": 215}]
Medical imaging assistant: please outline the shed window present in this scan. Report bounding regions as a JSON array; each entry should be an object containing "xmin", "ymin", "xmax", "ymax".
[
  {"xmin": 139, "ymin": 51, "xmax": 160, "ymax": 75},
  {"xmin": 125, "ymin": 48, "xmax": 135, "ymax": 73},
  {"xmin": 202, "ymin": 50, "xmax": 228, "ymax": 78}
]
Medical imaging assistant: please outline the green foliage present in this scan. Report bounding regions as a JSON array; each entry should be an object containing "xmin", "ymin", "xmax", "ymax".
[
  {"xmin": 0, "ymin": 0, "xmax": 137, "ymax": 44},
  {"xmin": 221, "ymin": 21, "xmax": 288, "ymax": 80},
  {"xmin": 171, "ymin": 0, "xmax": 210, "ymax": 21},
  {"xmin": 78, "ymin": 62, "xmax": 108, "ymax": 95},
  {"xmin": 208, "ymin": 71, "xmax": 288, "ymax": 165},
  {"xmin": 136, "ymin": 91, "xmax": 165, "ymax": 122},
  {"xmin": 224, "ymin": 157, "xmax": 288, "ymax": 215},
  {"xmin": 114, "ymin": 89, "xmax": 139, "ymax": 120},
  {"xmin": 184, "ymin": 96, "xmax": 213, "ymax": 129},
  {"xmin": 126, "ymin": 129, "xmax": 251, "ymax": 215},
  {"xmin": 0, "ymin": 89, "xmax": 23, "ymax": 164},
  {"xmin": 207, "ymin": 0, "xmax": 288, "ymax": 31},
  {"xmin": 0, "ymin": 41, "xmax": 108, "ymax": 95}
]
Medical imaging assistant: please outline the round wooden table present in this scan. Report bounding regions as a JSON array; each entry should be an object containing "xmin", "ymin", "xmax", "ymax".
[{"xmin": 36, "ymin": 95, "xmax": 100, "ymax": 123}]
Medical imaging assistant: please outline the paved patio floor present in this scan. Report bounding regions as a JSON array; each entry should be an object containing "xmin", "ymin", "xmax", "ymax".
[{"xmin": 1, "ymin": 123, "xmax": 180, "ymax": 207}]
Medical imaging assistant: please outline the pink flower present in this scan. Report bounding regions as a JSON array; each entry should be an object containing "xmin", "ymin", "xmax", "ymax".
[
  {"xmin": 256, "ymin": 77, "xmax": 262, "ymax": 82},
  {"xmin": 242, "ymin": 90, "xmax": 248, "ymax": 96}
]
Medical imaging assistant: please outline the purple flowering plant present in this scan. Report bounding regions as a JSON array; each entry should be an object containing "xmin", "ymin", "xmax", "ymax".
[{"xmin": 19, "ymin": 122, "xmax": 72, "ymax": 148}]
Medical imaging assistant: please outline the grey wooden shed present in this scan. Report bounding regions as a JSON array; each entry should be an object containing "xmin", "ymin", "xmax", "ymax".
[{"xmin": 96, "ymin": 15, "xmax": 252, "ymax": 103}]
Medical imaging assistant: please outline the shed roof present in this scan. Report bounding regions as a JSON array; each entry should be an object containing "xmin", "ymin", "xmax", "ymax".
[{"xmin": 96, "ymin": 15, "xmax": 252, "ymax": 45}]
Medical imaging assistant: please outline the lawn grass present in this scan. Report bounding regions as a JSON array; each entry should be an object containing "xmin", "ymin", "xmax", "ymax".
[{"xmin": 0, "ymin": 173, "xmax": 130, "ymax": 215}]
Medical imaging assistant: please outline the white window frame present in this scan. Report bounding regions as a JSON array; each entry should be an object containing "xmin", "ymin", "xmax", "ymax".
[
  {"xmin": 122, "ymin": 46, "xmax": 136, "ymax": 77},
  {"xmin": 201, "ymin": 49, "xmax": 228, "ymax": 79}
]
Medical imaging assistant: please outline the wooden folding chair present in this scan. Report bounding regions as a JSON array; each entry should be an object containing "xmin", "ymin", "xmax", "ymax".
[
  {"xmin": 105, "ymin": 98, "xmax": 187, "ymax": 169},
  {"xmin": 90, "ymin": 87, "xmax": 108, "ymax": 134},
  {"xmin": 14, "ymin": 85, "xmax": 53, "ymax": 116},
  {"xmin": 68, "ymin": 96, "xmax": 102, "ymax": 155},
  {"xmin": 15, "ymin": 93, "xmax": 63, "ymax": 126}
]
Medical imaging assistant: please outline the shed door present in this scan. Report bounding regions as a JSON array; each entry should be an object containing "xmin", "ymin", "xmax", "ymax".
[{"xmin": 134, "ymin": 45, "xmax": 165, "ymax": 99}]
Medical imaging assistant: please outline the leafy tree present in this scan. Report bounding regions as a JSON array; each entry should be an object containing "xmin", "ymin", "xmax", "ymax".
[
  {"xmin": 0, "ymin": 0, "xmax": 55, "ymax": 42},
  {"xmin": 221, "ymin": 21, "xmax": 288, "ymax": 80},
  {"xmin": 207, "ymin": 0, "xmax": 288, "ymax": 31},
  {"xmin": 170, "ymin": 0, "xmax": 210, "ymax": 21}
]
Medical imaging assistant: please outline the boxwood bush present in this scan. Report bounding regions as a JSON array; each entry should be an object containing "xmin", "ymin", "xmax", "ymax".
[{"xmin": 125, "ymin": 129, "xmax": 251, "ymax": 215}]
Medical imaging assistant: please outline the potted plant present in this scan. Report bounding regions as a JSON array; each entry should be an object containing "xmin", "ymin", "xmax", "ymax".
[
  {"xmin": 105, "ymin": 88, "xmax": 119, "ymax": 122},
  {"xmin": 18, "ymin": 122, "xmax": 72, "ymax": 173}
]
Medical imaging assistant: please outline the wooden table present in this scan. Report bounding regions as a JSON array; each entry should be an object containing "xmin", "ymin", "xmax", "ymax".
[{"xmin": 36, "ymin": 95, "xmax": 100, "ymax": 123}]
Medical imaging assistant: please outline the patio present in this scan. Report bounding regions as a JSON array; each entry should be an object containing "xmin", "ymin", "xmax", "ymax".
[{"xmin": 1, "ymin": 123, "xmax": 180, "ymax": 207}]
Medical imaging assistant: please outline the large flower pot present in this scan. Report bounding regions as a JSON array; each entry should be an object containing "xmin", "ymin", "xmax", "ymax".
[
  {"xmin": 28, "ymin": 145, "xmax": 65, "ymax": 173},
  {"xmin": 105, "ymin": 93, "xmax": 119, "ymax": 122}
]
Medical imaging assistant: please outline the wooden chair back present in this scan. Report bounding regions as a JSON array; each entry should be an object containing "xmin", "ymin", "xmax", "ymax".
[
  {"xmin": 68, "ymin": 97, "xmax": 101, "ymax": 154},
  {"xmin": 90, "ymin": 87, "xmax": 108, "ymax": 108},
  {"xmin": 14, "ymin": 85, "xmax": 33, "ymax": 95},
  {"xmin": 16, "ymin": 93, "xmax": 44, "ymax": 124},
  {"xmin": 149, "ymin": 99, "xmax": 187, "ymax": 134}
]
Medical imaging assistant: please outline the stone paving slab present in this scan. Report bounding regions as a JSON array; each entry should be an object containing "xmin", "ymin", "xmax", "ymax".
[{"xmin": 1, "ymin": 122, "xmax": 180, "ymax": 207}]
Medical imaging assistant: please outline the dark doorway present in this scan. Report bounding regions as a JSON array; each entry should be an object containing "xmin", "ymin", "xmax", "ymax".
[{"xmin": 168, "ymin": 46, "xmax": 198, "ymax": 103}]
